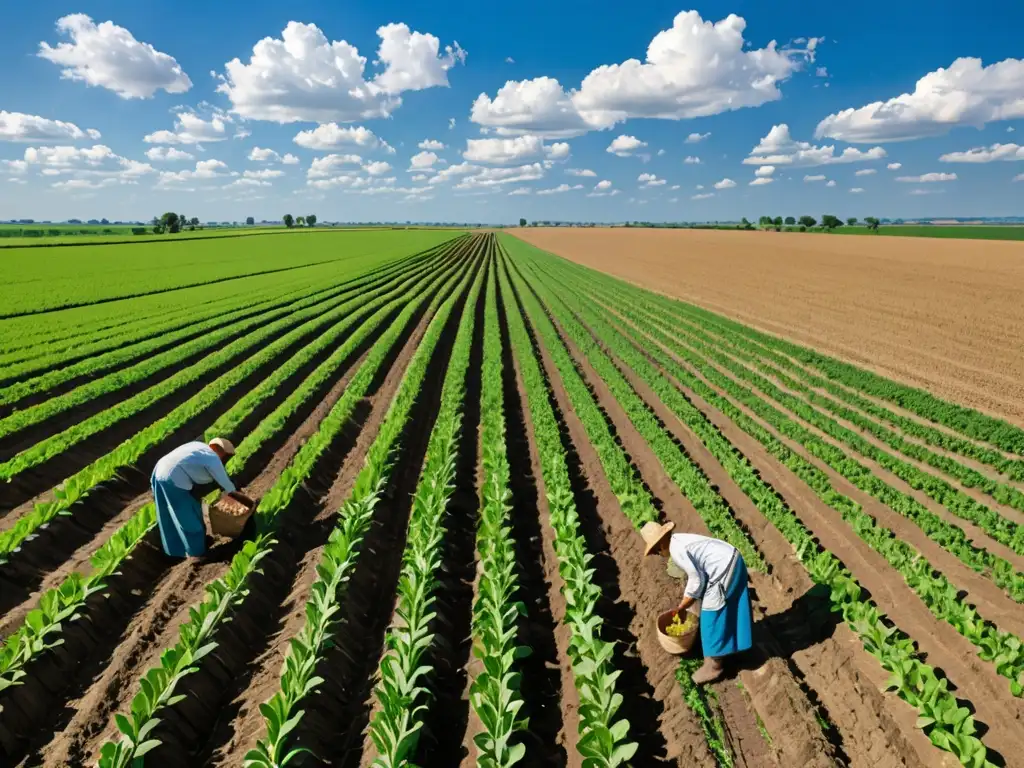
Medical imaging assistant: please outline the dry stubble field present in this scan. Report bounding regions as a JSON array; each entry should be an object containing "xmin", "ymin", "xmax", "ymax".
[{"xmin": 512, "ymin": 227, "xmax": 1024, "ymax": 425}]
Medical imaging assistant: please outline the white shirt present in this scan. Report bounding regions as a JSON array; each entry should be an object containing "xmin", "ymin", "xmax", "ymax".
[
  {"xmin": 669, "ymin": 533, "xmax": 739, "ymax": 611},
  {"xmin": 154, "ymin": 442, "xmax": 236, "ymax": 493}
]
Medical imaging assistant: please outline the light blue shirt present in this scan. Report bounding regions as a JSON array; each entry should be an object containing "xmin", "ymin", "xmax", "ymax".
[{"xmin": 154, "ymin": 441, "xmax": 236, "ymax": 493}]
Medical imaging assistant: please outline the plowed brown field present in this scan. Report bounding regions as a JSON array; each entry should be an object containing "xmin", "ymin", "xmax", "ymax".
[{"xmin": 509, "ymin": 227, "xmax": 1024, "ymax": 425}]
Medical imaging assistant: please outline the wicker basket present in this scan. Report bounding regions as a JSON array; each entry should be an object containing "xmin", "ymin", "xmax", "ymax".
[
  {"xmin": 208, "ymin": 495, "xmax": 252, "ymax": 538},
  {"xmin": 656, "ymin": 608, "xmax": 700, "ymax": 655}
]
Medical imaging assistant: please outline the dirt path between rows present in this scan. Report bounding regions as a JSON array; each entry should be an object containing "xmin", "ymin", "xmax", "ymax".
[{"xmin": 509, "ymin": 227, "xmax": 1024, "ymax": 426}]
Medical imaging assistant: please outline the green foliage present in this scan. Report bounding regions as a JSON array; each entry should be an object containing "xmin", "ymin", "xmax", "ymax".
[
  {"xmin": 283, "ymin": 213, "xmax": 294, "ymax": 228},
  {"xmin": 498, "ymin": 255, "xmax": 637, "ymax": 767},
  {"xmin": 245, "ymin": 242, "xmax": 481, "ymax": 767},
  {"xmin": 799, "ymin": 215, "xmax": 817, "ymax": 228},
  {"xmin": 508, "ymin": 243, "xmax": 1004, "ymax": 766}
]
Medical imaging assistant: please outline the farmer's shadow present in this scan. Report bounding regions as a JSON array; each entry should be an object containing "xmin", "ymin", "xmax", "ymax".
[{"xmin": 724, "ymin": 582, "xmax": 841, "ymax": 676}]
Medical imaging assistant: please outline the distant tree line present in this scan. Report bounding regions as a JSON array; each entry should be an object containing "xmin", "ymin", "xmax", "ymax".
[{"xmin": 150, "ymin": 212, "xmax": 201, "ymax": 234}]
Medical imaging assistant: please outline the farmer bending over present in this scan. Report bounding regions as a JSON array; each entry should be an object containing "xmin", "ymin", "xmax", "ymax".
[
  {"xmin": 151, "ymin": 437, "xmax": 253, "ymax": 558},
  {"xmin": 642, "ymin": 521, "xmax": 753, "ymax": 683}
]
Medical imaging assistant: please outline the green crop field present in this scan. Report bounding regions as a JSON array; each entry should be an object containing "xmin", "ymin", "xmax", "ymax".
[
  {"xmin": 833, "ymin": 224, "xmax": 1024, "ymax": 241},
  {"xmin": 0, "ymin": 229, "xmax": 1021, "ymax": 768}
]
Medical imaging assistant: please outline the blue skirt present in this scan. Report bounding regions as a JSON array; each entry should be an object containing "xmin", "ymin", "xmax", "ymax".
[
  {"xmin": 152, "ymin": 472, "xmax": 206, "ymax": 558},
  {"xmin": 700, "ymin": 557, "xmax": 753, "ymax": 658}
]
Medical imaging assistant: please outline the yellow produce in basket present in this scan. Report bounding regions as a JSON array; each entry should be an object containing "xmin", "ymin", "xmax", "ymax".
[{"xmin": 665, "ymin": 611, "xmax": 698, "ymax": 637}]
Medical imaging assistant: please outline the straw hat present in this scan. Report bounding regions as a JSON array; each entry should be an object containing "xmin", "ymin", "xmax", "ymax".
[
  {"xmin": 209, "ymin": 436, "xmax": 236, "ymax": 456},
  {"xmin": 641, "ymin": 521, "xmax": 675, "ymax": 556}
]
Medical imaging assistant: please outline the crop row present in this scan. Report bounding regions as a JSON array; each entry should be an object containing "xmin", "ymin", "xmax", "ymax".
[
  {"xmin": 650, "ymin": 313, "xmax": 1024, "ymax": 557},
  {"xmin": 242, "ymin": 244, "xmax": 482, "ymax": 767},
  {"xmin": 602, "ymin": 285, "xmax": 1024, "ymax": 608},
  {"xmin": 466, "ymin": 260, "xmax": 530, "ymax": 767},
  {"xmin": 364, "ymin": 252, "xmax": 485, "ymax": 764},
  {"xmin": 655, "ymin": 306, "xmax": 1024, "ymax": 487},
  {"xmin": 0, "ymin": 271, "xmax": 385, "ymax": 480},
  {"xmin": 630, "ymin": 303, "xmax": 1024, "ymax": 528},
  {"xmin": 641, "ymin": 282, "xmax": 1024, "ymax": 456},
  {"xmin": 0, "ymin": 278, "xmax": 292, "ymax": 375},
  {"xmin": 501, "ymin": 253, "xmax": 743, "ymax": 764},
  {"xmin": 0, "ymin": 254, "xmax": 434, "ymax": 440},
  {"xmin": 505, "ymin": 238, "xmax": 997, "ymax": 766},
  {"xmin": 0, "ymin": 244, "xmax": 462, "ymax": 567},
  {"xmin": 531, "ymin": 249, "xmax": 1024, "ymax": 698},
  {"xmin": 0, "ymin": 279, "xmax": 322, "ymax": 402},
  {"xmin": 504, "ymin": 253, "xmax": 764, "ymax": 571},
  {"xmin": 95, "ymin": 243, "xmax": 478, "ymax": 767},
  {"xmin": 497, "ymin": 255, "xmax": 637, "ymax": 767},
  {"xmin": 0, "ymin": 251, "xmax": 467, "ymax": 701}
]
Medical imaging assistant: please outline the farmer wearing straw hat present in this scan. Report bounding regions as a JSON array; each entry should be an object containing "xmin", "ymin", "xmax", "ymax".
[
  {"xmin": 151, "ymin": 438, "xmax": 253, "ymax": 558},
  {"xmin": 642, "ymin": 520, "xmax": 753, "ymax": 684}
]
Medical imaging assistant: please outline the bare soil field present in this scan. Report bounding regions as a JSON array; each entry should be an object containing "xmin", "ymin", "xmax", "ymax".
[{"xmin": 509, "ymin": 227, "xmax": 1024, "ymax": 425}]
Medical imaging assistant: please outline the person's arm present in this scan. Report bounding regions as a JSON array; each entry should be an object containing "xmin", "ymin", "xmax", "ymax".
[
  {"xmin": 203, "ymin": 452, "xmax": 237, "ymax": 494},
  {"xmin": 677, "ymin": 594, "xmax": 697, "ymax": 613},
  {"xmin": 678, "ymin": 552, "xmax": 706, "ymax": 608}
]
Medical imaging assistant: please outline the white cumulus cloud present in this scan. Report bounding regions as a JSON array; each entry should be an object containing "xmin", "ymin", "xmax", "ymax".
[
  {"xmin": 850, "ymin": 187, "xmax": 864, "ymax": 193},
  {"xmin": 749, "ymin": 177, "xmax": 773, "ymax": 185},
  {"xmin": 216, "ymin": 21, "xmax": 464, "ymax": 123},
  {"xmin": 895, "ymin": 172, "xmax": 957, "ymax": 182},
  {"xmin": 293, "ymin": 124, "xmax": 393, "ymax": 152},
  {"xmin": 804, "ymin": 174, "xmax": 826, "ymax": 181},
  {"xmin": 754, "ymin": 165, "xmax": 775, "ymax": 177},
  {"xmin": 855, "ymin": 168, "xmax": 877, "ymax": 175},
  {"xmin": 146, "ymin": 147, "xmax": 193, "ymax": 162},
  {"xmin": 22, "ymin": 144, "xmax": 154, "ymax": 182},
  {"xmin": 713, "ymin": 178, "xmax": 736, "ymax": 189},
  {"xmin": 0, "ymin": 111, "xmax": 101, "ymax": 143},
  {"xmin": 157, "ymin": 158, "xmax": 230, "ymax": 186},
  {"xmin": 244, "ymin": 168, "xmax": 284, "ymax": 179},
  {"xmin": 815, "ymin": 57, "xmax": 1024, "ymax": 142},
  {"xmin": 307, "ymin": 154, "xmax": 363, "ymax": 178},
  {"xmin": 566, "ymin": 168, "xmax": 596, "ymax": 177},
  {"xmin": 463, "ymin": 135, "xmax": 561, "ymax": 164},
  {"xmin": 692, "ymin": 192, "xmax": 714, "ymax": 199},
  {"xmin": 364, "ymin": 160, "xmax": 393, "ymax": 176},
  {"xmin": 38, "ymin": 14, "xmax": 191, "ymax": 99},
  {"xmin": 744, "ymin": 124, "xmax": 886, "ymax": 166},
  {"xmin": 471, "ymin": 11, "xmax": 814, "ymax": 137},
  {"xmin": 536, "ymin": 183, "xmax": 582, "ymax": 195},
  {"xmin": 826, "ymin": 180, "xmax": 836, "ymax": 187},
  {"xmin": 409, "ymin": 151, "xmax": 440, "ymax": 170},
  {"xmin": 685, "ymin": 132, "xmax": 711, "ymax": 143},
  {"xmin": 144, "ymin": 109, "xmax": 232, "ymax": 145},
  {"xmin": 249, "ymin": 146, "xmax": 300, "ymax": 164},
  {"xmin": 607, "ymin": 135, "xmax": 647, "ymax": 157},
  {"xmin": 939, "ymin": 143, "xmax": 1024, "ymax": 163},
  {"xmin": 887, "ymin": 162, "xmax": 902, "ymax": 170},
  {"xmin": 418, "ymin": 138, "xmax": 446, "ymax": 150},
  {"xmin": 683, "ymin": 155, "xmax": 701, "ymax": 164}
]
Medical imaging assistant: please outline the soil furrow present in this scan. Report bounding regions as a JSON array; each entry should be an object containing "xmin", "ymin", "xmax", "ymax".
[
  {"xmin": 1, "ymin": 262, "xmax": 455, "ymax": 767},
  {"xmin": 615, "ymin": 323, "xmax": 1024, "ymax": 766},
  {"xmin": 0, "ymin": 292, "xmax": 398, "ymax": 618},
  {"xmin": 521, "ymin": 265, "xmax": 935, "ymax": 768},
  {"xmin": 287, "ymin": 264, "xmax": 472, "ymax": 768}
]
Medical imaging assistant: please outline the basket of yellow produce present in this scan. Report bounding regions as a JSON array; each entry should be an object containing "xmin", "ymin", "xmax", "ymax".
[{"xmin": 656, "ymin": 608, "xmax": 700, "ymax": 655}]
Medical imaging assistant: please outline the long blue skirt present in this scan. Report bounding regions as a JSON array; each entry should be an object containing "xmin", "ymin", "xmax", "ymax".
[
  {"xmin": 700, "ymin": 557, "xmax": 753, "ymax": 658},
  {"xmin": 152, "ymin": 472, "xmax": 206, "ymax": 558}
]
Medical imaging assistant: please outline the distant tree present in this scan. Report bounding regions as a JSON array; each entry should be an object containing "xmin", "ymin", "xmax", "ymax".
[
  {"xmin": 799, "ymin": 225, "xmax": 807, "ymax": 232},
  {"xmin": 178, "ymin": 214, "xmax": 187, "ymax": 232},
  {"xmin": 758, "ymin": 215, "xmax": 771, "ymax": 226},
  {"xmin": 864, "ymin": 216, "xmax": 880, "ymax": 231},
  {"xmin": 296, "ymin": 216, "xmax": 306, "ymax": 227},
  {"xmin": 159, "ymin": 212, "xmax": 181, "ymax": 233},
  {"xmin": 190, "ymin": 217, "xmax": 199, "ymax": 228},
  {"xmin": 519, "ymin": 217, "xmax": 527, "ymax": 227},
  {"xmin": 773, "ymin": 216, "xmax": 783, "ymax": 227},
  {"xmin": 821, "ymin": 214, "xmax": 843, "ymax": 229},
  {"xmin": 306, "ymin": 214, "xmax": 317, "ymax": 227},
  {"xmin": 283, "ymin": 213, "xmax": 295, "ymax": 228},
  {"xmin": 847, "ymin": 217, "xmax": 858, "ymax": 226},
  {"xmin": 784, "ymin": 216, "xmax": 795, "ymax": 226},
  {"xmin": 799, "ymin": 215, "xmax": 817, "ymax": 228},
  {"xmin": 152, "ymin": 223, "xmax": 164, "ymax": 234},
  {"xmin": 740, "ymin": 217, "xmax": 752, "ymax": 229},
  {"xmin": 246, "ymin": 216, "xmax": 255, "ymax": 226}
]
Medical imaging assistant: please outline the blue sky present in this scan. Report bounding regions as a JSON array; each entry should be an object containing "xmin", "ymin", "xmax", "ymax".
[{"xmin": 1, "ymin": 1, "xmax": 1021, "ymax": 223}]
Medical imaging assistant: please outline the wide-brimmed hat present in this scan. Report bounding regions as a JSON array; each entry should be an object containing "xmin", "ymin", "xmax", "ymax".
[
  {"xmin": 641, "ymin": 521, "xmax": 675, "ymax": 556},
  {"xmin": 209, "ymin": 436, "xmax": 236, "ymax": 456}
]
